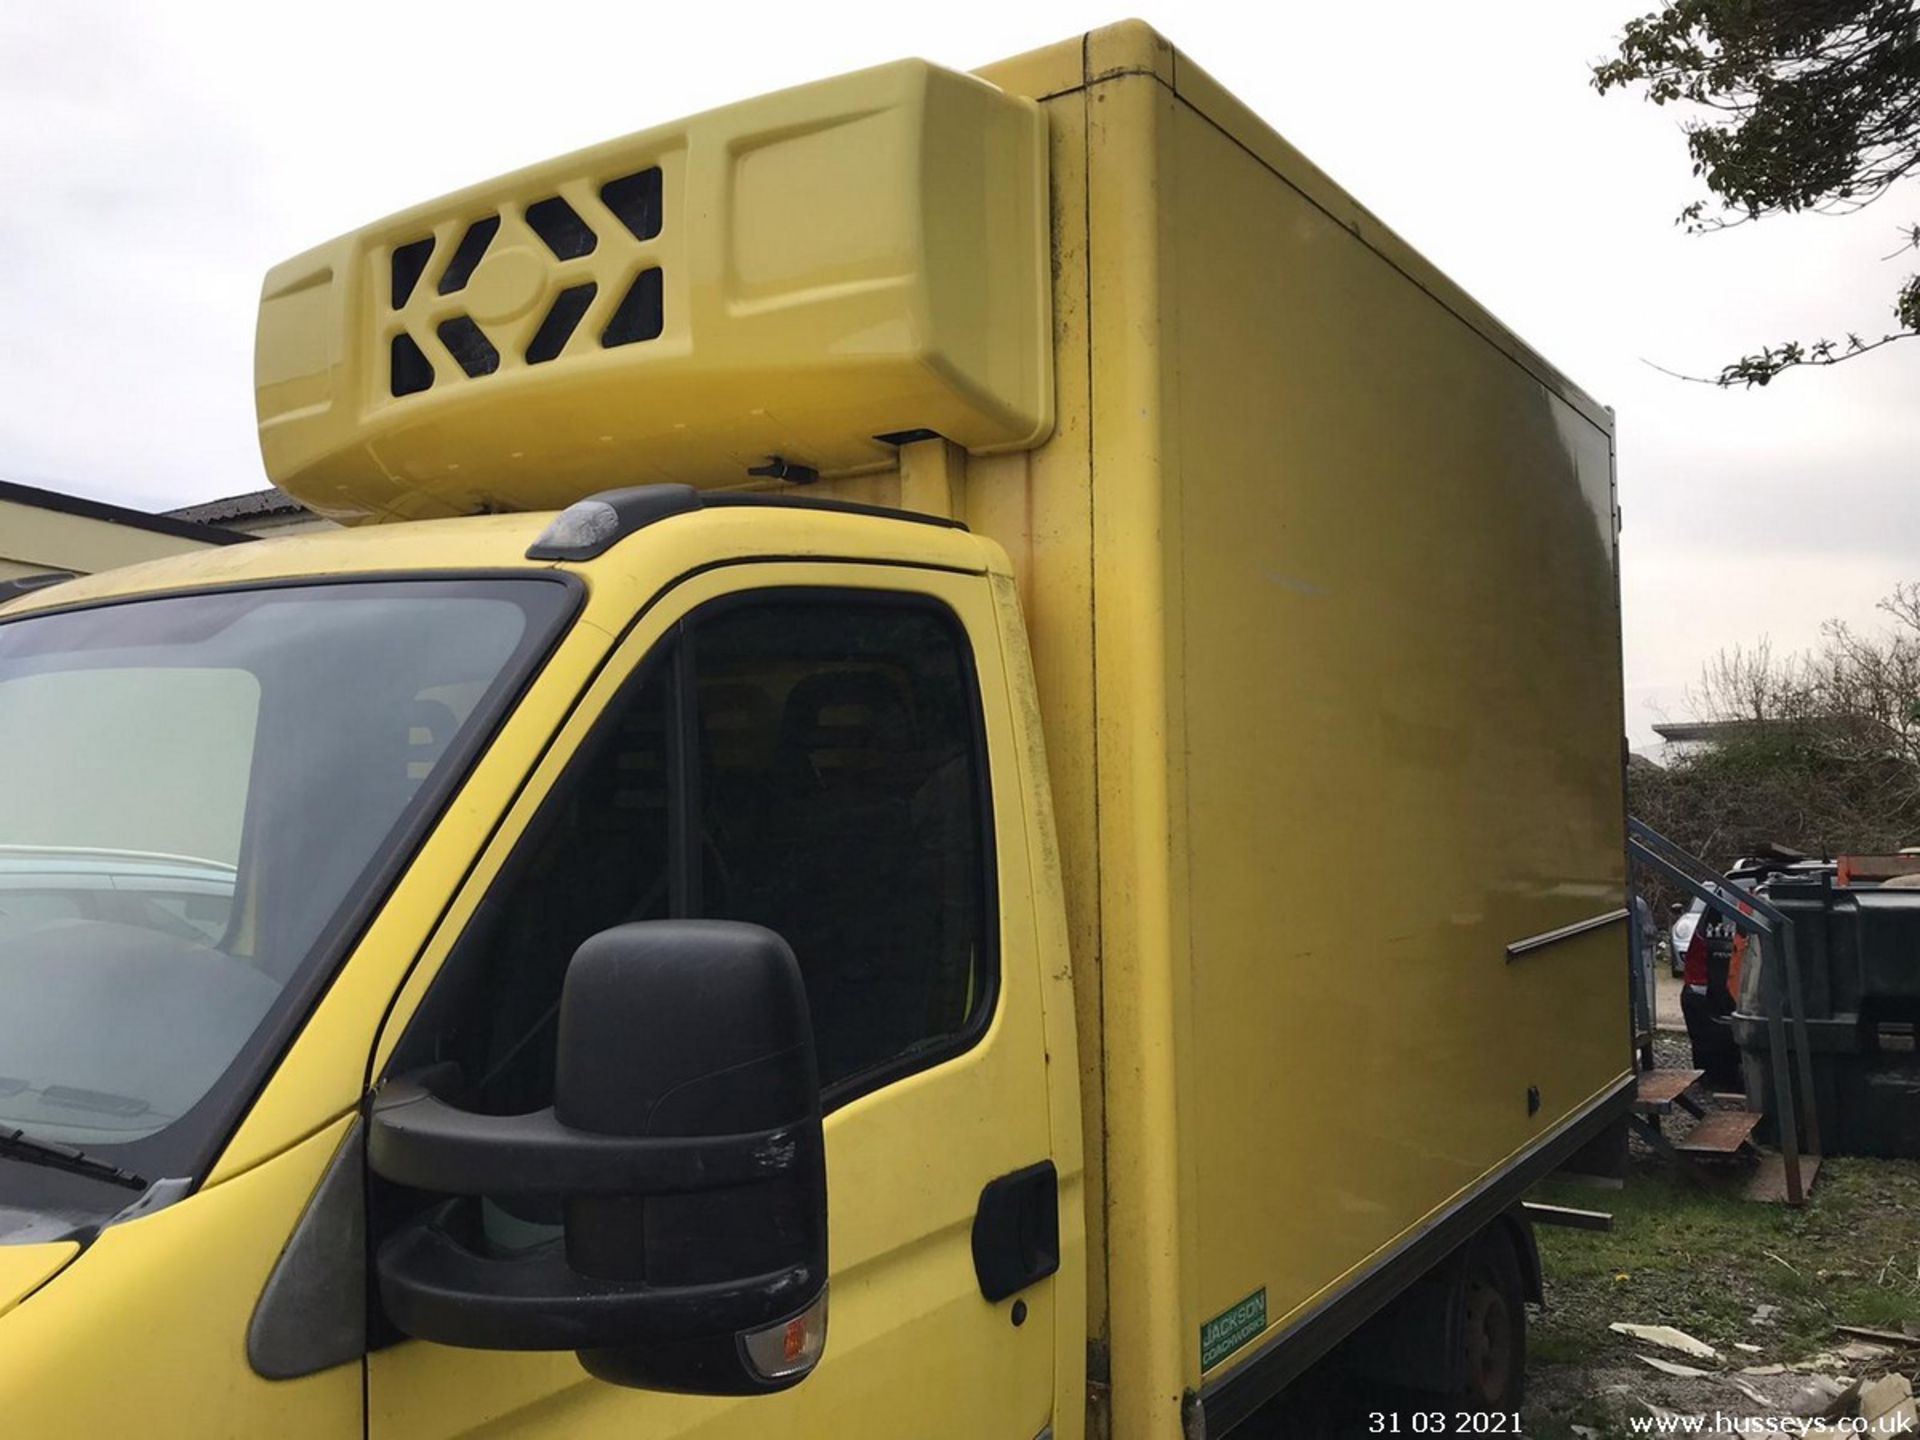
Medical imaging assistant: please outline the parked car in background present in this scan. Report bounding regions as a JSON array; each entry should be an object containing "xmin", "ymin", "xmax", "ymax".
[
  {"xmin": 1672, "ymin": 850, "xmax": 1830, "ymax": 1088},
  {"xmin": 1669, "ymin": 897, "xmax": 1698, "ymax": 977},
  {"xmin": 1674, "ymin": 883, "xmax": 1745, "ymax": 1088},
  {"xmin": 0, "ymin": 845, "xmax": 235, "ymax": 946}
]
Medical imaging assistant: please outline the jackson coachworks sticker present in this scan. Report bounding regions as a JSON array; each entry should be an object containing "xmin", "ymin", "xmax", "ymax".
[{"xmin": 1200, "ymin": 1287, "xmax": 1267, "ymax": 1369}]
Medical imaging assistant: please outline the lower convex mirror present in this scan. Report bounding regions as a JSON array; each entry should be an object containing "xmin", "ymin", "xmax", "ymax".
[{"xmin": 368, "ymin": 920, "xmax": 829, "ymax": 1395}]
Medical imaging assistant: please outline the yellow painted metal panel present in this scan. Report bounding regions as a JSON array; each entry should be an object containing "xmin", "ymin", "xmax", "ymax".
[
  {"xmin": 1085, "ymin": 18, "xmax": 1175, "ymax": 86},
  {"xmin": 1167, "ymin": 49, "xmax": 1609, "ymax": 433},
  {"xmin": 1082, "ymin": 69, "xmax": 1197, "ymax": 1440},
  {"xmin": 0, "ymin": 1120, "xmax": 359, "ymax": 1438},
  {"xmin": 1157, "ymin": 81, "xmax": 1628, "ymax": 1387},
  {"xmin": 971, "ymin": 28, "xmax": 1082, "ymax": 100},
  {"xmin": 779, "ymin": 29, "xmax": 1624, "ymax": 1426},
  {"xmin": 897, "ymin": 435, "xmax": 966, "ymax": 519},
  {"xmin": 949, "ymin": 69, "xmax": 1110, "ymax": 1359},
  {"xmin": 256, "ymin": 61, "xmax": 1050, "ymax": 525},
  {"xmin": 976, "ymin": 18, "xmax": 1174, "ymax": 97},
  {"xmin": 981, "ymin": 20, "xmax": 1608, "ymax": 436},
  {"xmin": 990, "ymin": 569, "xmax": 1089, "ymax": 1440},
  {"xmin": 0, "ymin": 1241, "xmax": 76, "ymax": 1319}
]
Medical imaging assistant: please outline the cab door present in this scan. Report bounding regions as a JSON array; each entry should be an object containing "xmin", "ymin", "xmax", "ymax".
[{"xmin": 366, "ymin": 559, "xmax": 1058, "ymax": 1439}]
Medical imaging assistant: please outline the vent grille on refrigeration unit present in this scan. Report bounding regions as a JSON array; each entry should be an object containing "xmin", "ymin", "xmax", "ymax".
[{"xmin": 384, "ymin": 166, "xmax": 665, "ymax": 399}]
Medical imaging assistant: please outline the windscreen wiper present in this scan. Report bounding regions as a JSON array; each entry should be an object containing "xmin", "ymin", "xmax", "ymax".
[{"xmin": 0, "ymin": 1126, "xmax": 148, "ymax": 1191}]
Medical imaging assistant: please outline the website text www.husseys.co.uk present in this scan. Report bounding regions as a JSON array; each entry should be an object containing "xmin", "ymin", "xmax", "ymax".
[{"xmin": 1628, "ymin": 1412, "xmax": 1914, "ymax": 1435}]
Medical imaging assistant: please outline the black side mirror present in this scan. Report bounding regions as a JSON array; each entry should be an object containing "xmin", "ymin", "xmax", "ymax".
[{"xmin": 368, "ymin": 920, "xmax": 828, "ymax": 1395}]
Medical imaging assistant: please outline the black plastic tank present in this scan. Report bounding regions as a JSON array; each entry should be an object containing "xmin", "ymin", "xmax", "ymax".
[{"xmin": 1733, "ymin": 868, "xmax": 1920, "ymax": 1158}]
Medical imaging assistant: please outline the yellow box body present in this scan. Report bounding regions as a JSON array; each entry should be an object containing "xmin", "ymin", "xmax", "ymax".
[
  {"xmin": 711, "ymin": 25, "xmax": 1631, "ymax": 1429},
  {"xmin": 2, "ymin": 21, "xmax": 1629, "ymax": 1440}
]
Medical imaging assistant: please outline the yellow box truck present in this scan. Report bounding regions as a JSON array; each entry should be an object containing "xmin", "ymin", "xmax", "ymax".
[{"xmin": 0, "ymin": 21, "xmax": 1630, "ymax": 1438}]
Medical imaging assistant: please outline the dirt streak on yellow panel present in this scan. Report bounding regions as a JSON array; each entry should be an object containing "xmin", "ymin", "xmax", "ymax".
[{"xmin": 1084, "ymin": 67, "xmax": 1197, "ymax": 1439}]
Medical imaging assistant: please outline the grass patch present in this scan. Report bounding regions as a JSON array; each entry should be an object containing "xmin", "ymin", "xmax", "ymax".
[{"xmin": 1528, "ymin": 1156, "xmax": 1920, "ymax": 1368}]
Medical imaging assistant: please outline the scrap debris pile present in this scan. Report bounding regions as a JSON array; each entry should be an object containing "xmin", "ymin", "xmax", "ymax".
[{"xmin": 1588, "ymin": 1318, "xmax": 1920, "ymax": 1435}]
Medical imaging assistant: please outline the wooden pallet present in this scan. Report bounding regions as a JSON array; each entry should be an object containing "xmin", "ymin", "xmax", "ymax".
[
  {"xmin": 1634, "ymin": 1068, "xmax": 1704, "ymax": 1114},
  {"xmin": 1674, "ymin": 1108, "xmax": 1762, "ymax": 1156}
]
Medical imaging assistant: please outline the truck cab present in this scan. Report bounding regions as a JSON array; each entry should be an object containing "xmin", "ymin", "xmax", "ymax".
[{"xmin": 0, "ymin": 497, "xmax": 1083, "ymax": 1438}]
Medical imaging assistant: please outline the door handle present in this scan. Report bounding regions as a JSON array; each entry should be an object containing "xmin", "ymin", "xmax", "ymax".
[{"xmin": 971, "ymin": 1160, "xmax": 1060, "ymax": 1302}]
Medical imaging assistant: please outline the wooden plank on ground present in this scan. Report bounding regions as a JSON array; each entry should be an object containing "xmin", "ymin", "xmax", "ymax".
[
  {"xmin": 1744, "ymin": 1152, "xmax": 1822, "ymax": 1203},
  {"xmin": 1675, "ymin": 1109, "xmax": 1762, "ymax": 1155}
]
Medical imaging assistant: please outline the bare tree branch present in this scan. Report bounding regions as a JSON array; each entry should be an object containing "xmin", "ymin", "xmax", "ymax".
[{"xmin": 1635, "ymin": 579, "xmax": 1920, "ymax": 864}]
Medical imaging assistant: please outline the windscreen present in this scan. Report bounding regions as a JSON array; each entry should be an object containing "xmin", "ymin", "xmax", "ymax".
[{"xmin": 0, "ymin": 577, "xmax": 572, "ymax": 1201}]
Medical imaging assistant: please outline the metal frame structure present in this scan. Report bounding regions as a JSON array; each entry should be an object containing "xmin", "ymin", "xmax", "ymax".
[{"xmin": 1627, "ymin": 819, "xmax": 1823, "ymax": 1204}]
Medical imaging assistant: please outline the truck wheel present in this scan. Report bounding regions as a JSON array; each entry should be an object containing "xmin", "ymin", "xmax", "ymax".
[{"xmin": 1457, "ymin": 1230, "xmax": 1526, "ymax": 1412}]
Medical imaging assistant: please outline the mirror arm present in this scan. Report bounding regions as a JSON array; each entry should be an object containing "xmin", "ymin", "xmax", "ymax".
[
  {"xmin": 377, "ymin": 1201, "xmax": 822, "ymax": 1352},
  {"xmin": 367, "ymin": 1073, "xmax": 809, "ymax": 1198}
]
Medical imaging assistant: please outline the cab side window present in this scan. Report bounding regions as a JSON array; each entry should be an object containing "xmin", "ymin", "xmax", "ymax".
[
  {"xmin": 404, "ymin": 590, "xmax": 993, "ymax": 1115},
  {"xmin": 693, "ymin": 597, "xmax": 991, "ymax": 1090}
]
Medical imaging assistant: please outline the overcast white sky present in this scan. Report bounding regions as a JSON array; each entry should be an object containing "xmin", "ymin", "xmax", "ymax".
[{"xmin": 3, "ymin": 1, "xmax": 1915, "ymax": 748}]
